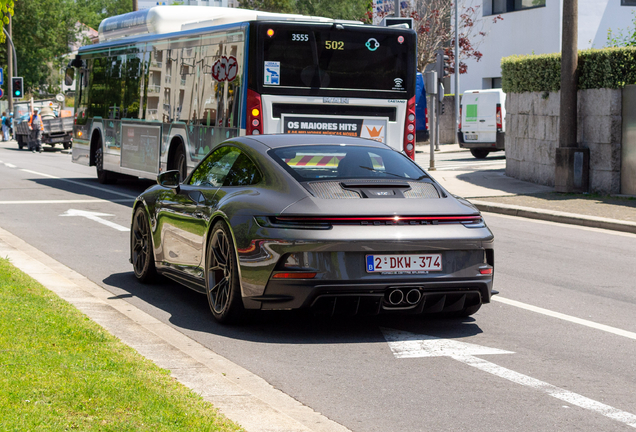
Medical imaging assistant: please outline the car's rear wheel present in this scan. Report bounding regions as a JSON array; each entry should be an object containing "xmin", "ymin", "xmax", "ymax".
[
  {"xmin": 131, "ymin": 206, "xmax": 157, "ymax": 283},
  {"xmin": 205, "ymin": 221, "xmax": 244, "ymax": 323},
  {"xmin": 470, "ymin": 149, "xmax": 489, "ymax": 159}
]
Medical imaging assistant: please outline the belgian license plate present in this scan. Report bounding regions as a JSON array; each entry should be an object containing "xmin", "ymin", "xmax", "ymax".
[
  {"xmin": 465, "ymin": 134, "xmax": 478, "ymax": 140},
  {"xmin": 50, "ymin": 136, "xmax": 65, "ymax": 143},
  {"xmin": 366, "ymin": 254, "xmax": 442, "ymax": 273}
]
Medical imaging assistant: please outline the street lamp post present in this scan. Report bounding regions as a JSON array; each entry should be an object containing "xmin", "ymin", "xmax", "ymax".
[
  {"xmin": 454, "ymin": 0, "xmax": 460, "ymax": 142},
  {"xmin": 555, "ymin": 0, "xmax": 588, "ymax": 192}
]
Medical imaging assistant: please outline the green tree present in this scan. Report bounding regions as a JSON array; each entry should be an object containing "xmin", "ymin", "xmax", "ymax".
[
  {"xmin": 238, "ymin": 0, "xmax": 295, "ymax": 14},
  {"xmin": 0, "ymin": 0, "xmax": 131, "ymax": 95},
  {"xmin": 295, "ymin": 0, "xmax": 369, "ymax": 21},
  {"xmin": 74, "ymin": 0, "xmax": 132, "ymax": 31},
  {"xmin": 0, "ymin": 0, "xmax": 14, "ymax": 43}
]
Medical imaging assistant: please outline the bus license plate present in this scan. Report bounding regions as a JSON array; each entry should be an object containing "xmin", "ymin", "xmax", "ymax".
[
  {"xmin": 366, "ymin": 254, "xmax": 442, "ymax": 273},
  {"xmin": 465, "ymin": 134, "xmax": 478, "ymax": 140}
]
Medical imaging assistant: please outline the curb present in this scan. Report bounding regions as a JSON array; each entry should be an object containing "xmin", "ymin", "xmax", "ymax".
[
  {"xmin": 0, "ymin": 226, "xmax": 350, "ymax": 432},
  {"xmin": 472, "ymin": 200, "xmax": 636, "ymax": 235}
]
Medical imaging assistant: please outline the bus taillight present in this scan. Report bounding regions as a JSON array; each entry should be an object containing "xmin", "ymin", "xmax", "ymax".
[
  {"xmin": 403, "ymin": 96, "xmax": 416, "ymax": 160},
  {"xmin": 247, "ymin": 89, "xmax": 263, "ymax": 135}
]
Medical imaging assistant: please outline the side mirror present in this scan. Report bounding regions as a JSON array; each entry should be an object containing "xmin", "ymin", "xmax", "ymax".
[
  {"xmin": 157, "ymin": 170, "xmax": 181, "ymax": 189},
  {"xmin": 64, "ymin": 68, "xmax": 75, "ymax": 86}
]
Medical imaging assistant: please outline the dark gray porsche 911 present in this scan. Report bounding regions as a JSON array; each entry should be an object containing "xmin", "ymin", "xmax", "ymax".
[{"xmin": 130, "ymin": 134, "xmax": 495, "ymax": 323}]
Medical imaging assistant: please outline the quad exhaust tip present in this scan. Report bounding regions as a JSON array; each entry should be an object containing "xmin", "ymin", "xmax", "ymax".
[
  {"xmin": 387, "ymin": 288, "xmax": 422, "ymax": 306},
  {"xmin": 388, "ymin": 289, "xmax": 404, "ymax": 305},
  {"xmin": 406, "ymin": 289, "xmax": 421, "ymax": 305}
]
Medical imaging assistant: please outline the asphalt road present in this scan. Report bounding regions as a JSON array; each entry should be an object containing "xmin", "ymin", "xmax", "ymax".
[{"xmin": 1, "ymin": 141, "xmax": 635, "ymax": 431}]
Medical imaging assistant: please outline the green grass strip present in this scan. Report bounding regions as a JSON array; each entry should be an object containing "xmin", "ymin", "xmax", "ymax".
[{"xmin": 0, "ymin": 258, "xmax": 244, "ymax": 432}]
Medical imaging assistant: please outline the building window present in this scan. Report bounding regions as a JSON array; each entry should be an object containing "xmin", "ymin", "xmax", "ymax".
[
  {"xmin": 492, "ymin": 77, "xmax": 502, "ymax": 89},
  {"xmin": 622, "ymin": 0, "xmax": 636, "ymax": 5},
  {"xmin": 491, "ymin": 0, "xmax": 546, "ymax": 14}
]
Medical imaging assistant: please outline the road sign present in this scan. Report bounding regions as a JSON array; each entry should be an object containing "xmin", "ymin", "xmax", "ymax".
[
  {"xmin": 0, "ymin": 67, "xmax": 3, "ymax": 86},
  {"xmin": 0, "ymin": 89, "xmax": 4, "ymax": 99}
]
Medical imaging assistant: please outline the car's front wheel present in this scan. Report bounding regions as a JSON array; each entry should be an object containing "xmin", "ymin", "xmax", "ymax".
[
  {"xmin": 131, "ymin": 206, "xmax": 157, "ymax": 282},
  {"xmin": 205, "ymin": 221, "xmax": 244, "ymax": 323}
]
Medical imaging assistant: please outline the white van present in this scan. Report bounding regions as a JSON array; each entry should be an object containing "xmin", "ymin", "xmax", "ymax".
[{"xmin": 457, "ymin": 89, "xmax": 506, "ymax": 158}]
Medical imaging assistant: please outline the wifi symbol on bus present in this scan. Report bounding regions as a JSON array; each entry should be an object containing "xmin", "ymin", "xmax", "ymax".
[{"xmin": 394, "ymin": 78, "xmax": 403, "ymax": 88}]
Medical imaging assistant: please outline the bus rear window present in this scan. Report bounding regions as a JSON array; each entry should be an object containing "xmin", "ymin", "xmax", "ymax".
[{"xmin": 260, "ymin": 24, "xmax": 414, "ymax": 93}]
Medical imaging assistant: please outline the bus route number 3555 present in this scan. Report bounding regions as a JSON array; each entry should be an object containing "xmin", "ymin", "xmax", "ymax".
[{"xmin": 292, "ymin": 33, "xmax": 308, "ymax": 41}]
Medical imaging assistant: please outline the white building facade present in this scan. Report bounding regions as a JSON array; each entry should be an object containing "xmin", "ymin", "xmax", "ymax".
[{"xmin": 460, "ymin": 0, "xmax": 636, "ymax": 93}]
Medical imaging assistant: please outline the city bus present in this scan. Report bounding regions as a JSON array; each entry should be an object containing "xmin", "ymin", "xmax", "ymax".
[{"xmin": 68, "ymin": 6, "xmax": 417, "ymax": 183}]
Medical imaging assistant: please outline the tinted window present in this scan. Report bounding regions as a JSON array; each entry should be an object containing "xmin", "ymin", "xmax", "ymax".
[
  {"xmin": 224, "ymin": 153, "xmax": 262, "ymax": 186},
  {"xmin": 261, "ymin": 24, "xmax": 414, "ymax": 93},
  {"xmin": 270, "ymin": 145, "xmax": 426, "ymax": 181},
  {"xmin": 189, "ymin": 146, "xmax": 241, "ymax": 187}
]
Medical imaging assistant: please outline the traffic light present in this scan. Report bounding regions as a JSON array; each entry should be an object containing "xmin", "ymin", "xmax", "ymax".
[
  {"xmin": 436, "ymin": 51, "xmax": 450, "ymax": 80},
  {"xmin": 11, "ymin": 77, "xmax": 23, "ymax": 100}
]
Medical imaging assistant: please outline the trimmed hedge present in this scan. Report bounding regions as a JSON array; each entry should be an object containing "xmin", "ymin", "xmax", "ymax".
[{"xmin": 501, "ymin": 47, "xmax": 636, "ymax": 93}]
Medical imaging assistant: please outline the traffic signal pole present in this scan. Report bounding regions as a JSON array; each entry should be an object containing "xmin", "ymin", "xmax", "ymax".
[{"xmin": 6, "ymin": 14, "xmax": 12, "ymax": 113}]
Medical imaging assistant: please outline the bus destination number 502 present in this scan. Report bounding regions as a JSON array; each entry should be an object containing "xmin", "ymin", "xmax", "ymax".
[
  {"xmin": 325, "ymin": 41, "xmax": 344, "ymax": 50},
  {"xmin": 292, "ymin": 33, "xmax": 308, "ymax": 41}
]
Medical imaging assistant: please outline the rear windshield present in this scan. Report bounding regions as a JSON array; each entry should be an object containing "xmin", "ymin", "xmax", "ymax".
[
  {"xmin": 259, "ymin": 23, "xmax": 414, "ymax": 94},
  {"xmin": 270, "ymin": 145, "xmax": 427, "ymax": 181}
]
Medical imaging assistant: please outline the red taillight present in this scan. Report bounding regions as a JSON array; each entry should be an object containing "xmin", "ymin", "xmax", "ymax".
[
  {"xmin": 404, "ymin": 96, "xmax": 416, "ymax": 160},
  {"xmin": 479, "ymin": 267, "xmax": 493, "ymax": 275},
  {"xmin": 496, "ymin": 103, "xmax": 502, "ymax": 131},
  {"xmin": 458, "ymin": 105, "xmax": 462, "ymax": 131},
  {"xmin": 246, "ymin": 89, "xmax": 263, "ymax": 135},
  {"xmin": 425, "ymin": 107, "xmax": 429, "ymax": 130},
  {"xmin": 272, "ymin": 272, "xmax": 317, "ymax": 279}
]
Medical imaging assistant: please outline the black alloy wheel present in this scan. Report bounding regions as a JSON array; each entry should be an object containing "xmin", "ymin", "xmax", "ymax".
[
  {"xmin": 95, "ymin": 144, "xmax": 116, "ymax": 184},
  {"xmin": 131, "ymin": 206, "xmax": 157, "ymax": 282},
  {"xmin": 205, "ymin": 221, "xmax": 244, "ymax": 323}
]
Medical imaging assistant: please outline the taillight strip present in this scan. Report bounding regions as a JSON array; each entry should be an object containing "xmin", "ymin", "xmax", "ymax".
[{"xmin": 275, "ymin": 215, "xmax": 481, "ymax": 222}]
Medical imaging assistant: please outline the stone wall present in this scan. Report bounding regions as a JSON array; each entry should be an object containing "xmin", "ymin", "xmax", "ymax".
[{"xmin": 505, "ymin": 89, "xmax": 622, "ymax": 194}]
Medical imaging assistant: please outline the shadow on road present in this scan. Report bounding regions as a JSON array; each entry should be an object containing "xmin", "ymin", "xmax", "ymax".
[
  {"xmin": 24, "ymin": 176, "xmax": 156, "ymax": 206},
  {"xmin": 102, "ymin": 271, "xmax": 484, "ymax": 346}
]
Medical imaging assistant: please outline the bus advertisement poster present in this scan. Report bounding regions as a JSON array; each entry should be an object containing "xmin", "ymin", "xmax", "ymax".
[
  {"xmin": 121, "ymin": 124, "xmax": 161, "ymax": 173},
  {"xmin": 282, "ymin": 115, "xmax": 387, "ymax": 143}
]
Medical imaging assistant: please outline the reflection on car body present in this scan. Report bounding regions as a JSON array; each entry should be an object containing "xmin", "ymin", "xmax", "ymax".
[{"xmin": 130, "ymin": 134, "xmax": 495, "ymax": 323}]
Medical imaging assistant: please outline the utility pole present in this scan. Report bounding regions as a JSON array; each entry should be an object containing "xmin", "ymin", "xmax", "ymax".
[
  {"xmin": 133, "ymin": 0, "xmax": 139, "ymax": 11},
  {"xmin": 394, "ymin": 0, "xmax": 400, "ymax": 17},
  {"xmin": 555, "ymin": 0, "xmax": 588, "ymax": 192},
  {"xmin": 454, "ymin": 0, "xmax": 460, "ymax": 143},
  {"xmin": 7, "ymin": 14, "xmax": 12, "ymax": 113}
]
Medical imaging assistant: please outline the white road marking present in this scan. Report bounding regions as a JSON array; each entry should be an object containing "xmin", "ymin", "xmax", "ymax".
[
  {"xmin": 20, "ymin": 169, "xmax": 138, "ymax": 199},
  {"xmin": 492, "ymin": 296, "xmax": 636, "ymax": 341},
  {"xmin": 4, "ymin": 163, "xmax": 17, "ymax": 168},
  {"xmin": 60, "ymin": 209, "xmax": 130, "ymax": 232},
  {"xmin": 381, "ymin": 327, "xmax": 514, "ymax": 358},
  {"xmin": 0, "ymin": 199, "xmax": 133, "ymax": 204},
  {"xmin": 436, "ymin": 161, "xmax": 506, "ymax": 171},
  {"xmin": 382, "ymin": 328, "xmax": 636, "ymax": 429}
]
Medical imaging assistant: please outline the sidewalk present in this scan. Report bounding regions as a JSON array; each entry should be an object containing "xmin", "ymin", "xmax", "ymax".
[{"xmin": 415, "ymin": 143, "xmax": 636, "ymax": 234}]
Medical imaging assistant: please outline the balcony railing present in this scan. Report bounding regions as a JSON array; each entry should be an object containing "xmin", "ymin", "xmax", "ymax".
[
  {"xmin": 165, "ymin": 75, "xmax": 172, "ymax": 84},
  {"xmin": 148, "ymin": 85, "xmax": 161, "ymax": 94},
  {"xmin": 146, "ymin": 109, "xmax": 158, "ymax": 120}
]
